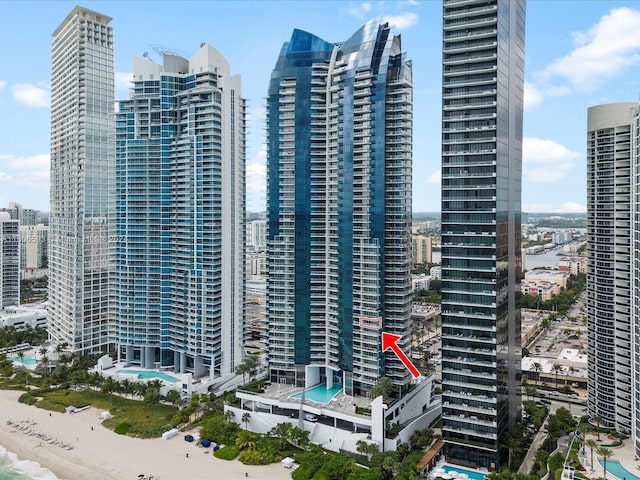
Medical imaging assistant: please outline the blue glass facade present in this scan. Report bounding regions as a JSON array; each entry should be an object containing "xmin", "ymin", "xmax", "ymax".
[
  {"xmin": 267, "ymin": 20, "xmax": 413, "ymax": 397},
  {"xmin": 441, "ymin": 0, "xmax": 525, "ymax": 469},
  {"xmin": 115, "ymin": 46, "xmax": 246, "ymax": 378}
]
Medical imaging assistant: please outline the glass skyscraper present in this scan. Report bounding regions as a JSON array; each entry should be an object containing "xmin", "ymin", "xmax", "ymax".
[
  {"xmin": 114, "ymin": 45, "xmax": 246, "ymax": 378},
  {"xmin": 49, "ymin": 6, "xmax": 115, "ymax": 352},
  {"xmin": 441, "ymin": 0, "xmax": 525, "ymax": 469},
  {"xmin": 266, "ymin": 20, "xmax": 413, "ymax": 397}
]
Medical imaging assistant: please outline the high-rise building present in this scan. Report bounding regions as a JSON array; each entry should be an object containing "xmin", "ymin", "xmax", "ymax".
[
  {"xmin": 49, "ymin": 6, "xmax": 115, "ymax": 352},
  {"xmin": 114, "ymin": 44, "xmax": 246, "ymax": 377},
  {"xmin": 0, "ymin": 212, "xmax": 20, "ymax": 308},
  {"xmin": 440, "ymin": 0, "xmax": 525, "ymax": 469},
  {"xmin": 412, "ymin": 234, "xmax": 434, "ymax": 265},
  {"xmin": 247, "ymin": 219, "xmax": 267, "ymax": 252},
  {"xmin": 586, "ymin": 103, "xmax": 637, "ymax": 439},
  {"xmin": 19, "ymin": 224, "xmax": 48, "ymax": 270},
  {"xmin": 266, "ymin": 20, "xmax": 413, "ymax": 397}
]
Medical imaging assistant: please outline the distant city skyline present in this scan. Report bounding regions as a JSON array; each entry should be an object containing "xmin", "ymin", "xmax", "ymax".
[{"xmin": 2, "ymin": 1, "xmax": 640, "ymax": 213}]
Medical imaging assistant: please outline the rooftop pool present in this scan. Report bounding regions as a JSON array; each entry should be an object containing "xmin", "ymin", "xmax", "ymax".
[
  {"xmin": 290, "ymin": 383, "xmax": 342, "ymax": 404},
  {"xmin": 116, "ymin": 369, "xmax": 180, "ymax": 383}
]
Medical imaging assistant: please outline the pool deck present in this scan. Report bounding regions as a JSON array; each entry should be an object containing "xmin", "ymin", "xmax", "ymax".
[
  {"xmin": 248, "ymin": 382, "xmax": 375, "ymax": 416},
  {"xmin": 579, "ymin": 431, "xmax": 640, "ymax": 480}
]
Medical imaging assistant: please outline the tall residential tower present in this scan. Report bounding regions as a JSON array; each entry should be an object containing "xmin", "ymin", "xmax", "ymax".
[
  {"xmin": 441, "ymin": 0, "xmax": 525, "ymax": 469},
  {"xmin": 266, "ymin": 20, "xmax": 413, "ymax": 397},
  {"xmin": 114, "ymin": 45, "xmax": 246, "ymax": 378},
  {"xmin": 0, "ymin": 212, "xmax": 19, "ymax": 308},
  {"xmin": 49, "ymin": 7, "xmax": 115, "ymax": 352},
  {"xmin": 586, "ymin": 103, "xmax": 636, "ymax": 439}
]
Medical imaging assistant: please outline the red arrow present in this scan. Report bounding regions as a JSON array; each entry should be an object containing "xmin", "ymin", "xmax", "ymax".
[{"xmin": 381, "ymin": 332, "xmax": 421, "ymax": 379}]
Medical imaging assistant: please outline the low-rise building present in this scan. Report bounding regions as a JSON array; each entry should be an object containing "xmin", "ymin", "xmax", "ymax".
[
  {"xmin": 521, "ymin": 280, "xmax": 561, "ymax": 300},
  {"xmin": 0, "ymin": 305, "xmax": 48, "ymax": 330},
  {"xmin": 525, "ymin": 269, "xmax": 570, "ymax": 288}
]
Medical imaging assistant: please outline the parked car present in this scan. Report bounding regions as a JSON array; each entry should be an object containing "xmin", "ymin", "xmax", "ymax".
[{"xmin": 304, "ymin": 413, "xmax": 318, "ymax": 422}]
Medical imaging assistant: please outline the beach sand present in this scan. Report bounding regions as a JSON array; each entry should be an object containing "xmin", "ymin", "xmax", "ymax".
[{"xmin": 0, "ymin": 390, "xmax": 292, "ymax": 480}]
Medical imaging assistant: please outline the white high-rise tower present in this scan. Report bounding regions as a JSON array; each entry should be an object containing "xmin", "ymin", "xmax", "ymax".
[{"xmin": 49, "ymin": 6, "xmax": 115, "ymax": 352}]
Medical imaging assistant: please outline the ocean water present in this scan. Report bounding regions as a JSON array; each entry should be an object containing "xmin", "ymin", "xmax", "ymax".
[{"xmin": 0, "ymin": 445, "xmax": 61, "ymax": 480}]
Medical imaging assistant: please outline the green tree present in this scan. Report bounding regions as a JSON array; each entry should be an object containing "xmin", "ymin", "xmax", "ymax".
[
  {"xmin": 241, "ymin": 412, "xmax": 251, "ymax": 430},
  {"xmin": 101, "ymin": 376, "xmax": 120, "ymax": 404},
  {"xmin": 586, "ymin": 439, "xmax": 598, "ymax": 471},
  {"xmin": 592, "ymin": 416, "xmax": 602, "ymax": 440},
  {"xmin": 143, "ymin": 385, "xmax": 161, "ymax": 413},
  {"xmin": 166, "ymin": 389, "xmax": 182, "ymax": 408},
  {"xmin": 235, "ymin": 429, "xmax": 258, "ymax": 450},
  {"xmin": 369, "ymin": 377, "xmax": 394, "ymax": 402},
  {"xmin": 597, "ymin": 447, "xmax": 613, "ymax": 479},
  {"xmin": 551, "ymin": 363, "xmax": 563, "ymax": 388}
]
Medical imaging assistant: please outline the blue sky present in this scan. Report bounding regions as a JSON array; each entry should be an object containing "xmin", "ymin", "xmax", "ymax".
[{"xmin": 1, "ymin": 1, "xmax": 640, "ymax": 214}]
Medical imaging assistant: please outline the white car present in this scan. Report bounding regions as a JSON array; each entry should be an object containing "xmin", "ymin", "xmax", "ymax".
[{"xmin": 304, "ymin": 413, "xmax": 318, "ymax": 422}]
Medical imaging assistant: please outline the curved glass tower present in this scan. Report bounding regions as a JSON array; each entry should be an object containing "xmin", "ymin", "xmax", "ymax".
[
  {"xmin": 266, "ymin": 20, "xmax": 413, "ymax": 397},
  {"xmin": 441, "ymin": 0, "xmax": 525, "ymax": 469}
]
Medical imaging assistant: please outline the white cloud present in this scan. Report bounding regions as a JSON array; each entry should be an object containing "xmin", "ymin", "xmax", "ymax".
[
  {"xmin": 115, "ymin": 72, "xmax": 133, "ymax": 93},
  {"xmin": 523, "ymin": 82, "xmax": 543, "ymax": 110},
  {"xmin": 523, "ymin": 202, "xmax": 586, "ymax": 214},
  {"xmin": 246, "ymin": 146, "xmax": 266, "ymax": 196},
  {"xmin": 382, "ymin": 12, "xmax": 419, "ymax": 30},
  {"xmin": 0, "ymin": 153, "xmax": 49, "ymax": 170},
  {"xmin": 0, "ymin": 154, "xmax": 50, "ymax": 188},
  {"xmin": 539, "ymin": 7, "xmax": 640, "ymax": 91},
  {"xmin": 523, "ymin": 138, "xmax": 580, "ymax": 183},
  {"xmin": 426, "ymin": 170, "xmax": 441, "ymax": 185},
  {"xmin": 349, "ymin": 2, "xmax": 372, "ymax": 17},
  {"xmin": 0, "ymin": 81, "xmax": 7, "ymax": 89},
  {"xmin": 12, "ymin": 83, "xmax": 50, "ymax": 108}
]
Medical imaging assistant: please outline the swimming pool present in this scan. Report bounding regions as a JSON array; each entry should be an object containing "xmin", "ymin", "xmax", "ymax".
[
  {"xmin": 9, "ymin": 354, "xmax": 37, "ymax": 365},
  {"xmin": 598, "ymin": 458, "xmax": 640, "ymax": 480},
  {"xmin": 290, "ymin": 383, "xmax": 342, "ymax": 404},
  {"xmin": 442, "ymin": 464, "xmax": 487, "ymax": 480},
  {"xmin": 116, "ymin": 369, "xmax": 180, "ymax": 383}
]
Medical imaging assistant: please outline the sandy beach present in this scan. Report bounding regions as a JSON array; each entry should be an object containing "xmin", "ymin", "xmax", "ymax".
[{"xmin": 0, "ymin": 390, "xmax": 292, "ymax": 480}]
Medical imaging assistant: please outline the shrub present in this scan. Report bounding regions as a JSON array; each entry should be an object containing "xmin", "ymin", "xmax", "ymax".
[
  {"xmin": 114, "ymin": 421, "xmax": 132, "ymax": 435},
  {"xmin": 19, "ymin": 392, "xmax": 37, "ymax": 405},
  {"xmin": 214, "ymin": 444, "xmax": 240, "ymax": 460},
  {"xmin": 238, "ymin": 448, "xmax": 264, "ymax": 465}
]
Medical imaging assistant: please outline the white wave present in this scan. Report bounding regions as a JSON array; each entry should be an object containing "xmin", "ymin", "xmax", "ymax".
[{"xmin": 0, "ymin": 444, "xmax": 62, "ymax": 480}]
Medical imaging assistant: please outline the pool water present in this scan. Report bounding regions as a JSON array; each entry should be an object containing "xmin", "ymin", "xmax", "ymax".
[
  {"xmin": 442, "ymin": 464, "xmax": 487, "ymax": 480},
  {"xmin": 598, "ymin": 458, "xmax": 640, "ymax": 480},
  {"xmin": 9, "ymin": 354, "xmax": 37, "ymax": 365},
  {"xmin": 116, "ymin": 369, "xmax": 179, "ymax": 383},
  {"xmin": 290, "ymin": 383, "xmax": 342, "ymax": 404}
]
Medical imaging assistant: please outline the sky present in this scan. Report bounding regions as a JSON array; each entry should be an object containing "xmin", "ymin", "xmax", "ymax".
[{"xmin": 2, "ymin": 1, "xmax": 640, "ymax": 214}]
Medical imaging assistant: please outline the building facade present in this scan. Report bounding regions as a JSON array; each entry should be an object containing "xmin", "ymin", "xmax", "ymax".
[
  {"xmin": 412, "ymin": 234, "xmax": 434, "ymax": 265},
  {"xmin": 247, "ymin": 219, "xmax": 267, "ymax": 252},
  {"xmin": 19, "ymin": 224, "xmax": 48, "ymax": 270},
  {"xmin": 49, "ymin": 6, "xmax": 115, "ymax": 353},
  {"xmin": 266, "ymin": 20, "xmax": 413, "ymax": 397},
  {"xmin": 440, "ymin": 0, "xmax": 525, "ymax": 469},
  {"xmin": 114, "ymin": 44, "xmax": 246, "ymax": 378},
  {"xmin": 0, "ymin": 212, "xmax": 20, "ymax": 308},
  {"xmin": 587, "ymin": 103, "xmax": 637, "ymax": 439}
]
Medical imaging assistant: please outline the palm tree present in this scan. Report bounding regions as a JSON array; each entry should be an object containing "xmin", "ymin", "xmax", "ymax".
[
  {"xmin": 241, "ymin": 412, "xmax": 251, "ymax": 430},
  {"xmin": 586, "ymin": 439, "xmax": 597, "ymax": 471},
  {"xmin": 551, "ymin": 363, "xmax": 563, "ymax": 388},
  {"xmin": 17, "ymin": 351, "xmax": 25, "ymax": 365},
  {"xmin": 592, "ymin": 416, "xmax": 602, "ymax": 440},
  {"xmin": 532, "ymin": 362, "xmax": 542, "ymax": 383},
  {"xmin": 166, "ymin": 389, "xmax": 182, "ymax": 409},
  {"xmin": 120, "ymin": 379, "xmax": 133, "ymax": 399},
  {"xmin": 144, "ymin": 385, "xmax": 161, "ymax": 413},
  {"xmin": 224, "ymin": 410, "xmax": 235, "ymax": 424},
  {"xmin": 597, "ymin": 446, "xmax": 613, "ymax": 479},
  {"xmin": 235, "ymin": 430, "xmax": 257, "ymax": 450},
  {"xmin": 502, "ymin": 435, "xmax": 522, "ymax": 471}
]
